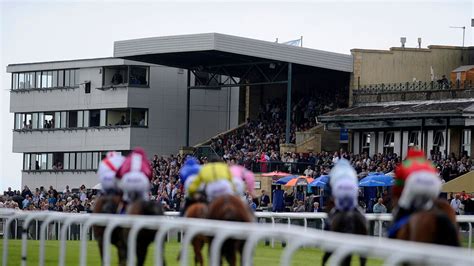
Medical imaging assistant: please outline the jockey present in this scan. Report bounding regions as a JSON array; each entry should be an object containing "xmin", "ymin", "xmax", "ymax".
[
  {"xmin": 329, "ymin": 159, "xmax": 359, "ymax": 212},
  {"xmin": 186, "ymin": 162, "xmax": 235, "ymax": 203},
  {"xmin": 97, "ymin": 151, "xmax": 125, "ymax": 195},
  {"xmin": 116, "ymin": 148, "xmax": 153, "ymax": 202},
  {"xmin": 230, "ymin": 165, "xmax": 256, "ymax": 200},
  {"xmin": 180, "ymin": 156, "xmax": 202, "ymax": 192},
  {"xmin": 389, "ymin": 149, "xmax": 442, "ymax": 237}
]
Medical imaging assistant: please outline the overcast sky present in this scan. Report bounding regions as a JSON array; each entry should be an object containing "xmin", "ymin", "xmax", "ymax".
[{"xmin": 0, "ymin": 0, "xmax": 472, "ymax": 191}]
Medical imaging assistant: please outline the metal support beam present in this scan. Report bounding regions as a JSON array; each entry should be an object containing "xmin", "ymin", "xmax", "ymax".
[
  {"xmin": 286, "ymin": 63, "xmax": 292, "ymax": 144},
  {"xmin": 186, "ymin": 70, "xmax": 191, "ymax": 147}
]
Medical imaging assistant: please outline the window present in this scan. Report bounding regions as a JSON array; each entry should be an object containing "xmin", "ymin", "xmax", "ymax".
[
  {"xmin": 52, "ymin": 71, "xmax": 58, "ymax": 87},
  {"xmin": 54, "ymin": 112, "xmax": 61, "ymax": 129},
  {"xmin": 100, "ymin": 110, "xmax": 107, "ymax": 127},
  {"xmin": 69, "ymin": 153, "xmax": 76, "ymax": 170},
  {"xmin": 103, "ymin": 66, "xmax": 128, "ymax": 87},
  {"xmin": 89, "ymin": 110, "xmax": 101, "ymax": 127},
  {"xmin": 107, "ymin": 109, "xmax": 129, "ymax": 126},
  {"xmin": 12, "ymin": 73, "xmax": 18, "ymax": 90},
  {"xmin": 77, "ymin": 111, "xmax": 83, "ymax": 127},
  {"xmin": 129, "ymin": 66, "xmax": 149, "ymax": 86},
  {"xmin": 68, "ymin": 111, "xmax": 78, "ymax": 128},
  {"xmin": 44, "ymin": 112, "xmax": 54, "ymax": 128},
  {"xmin": 433, "ymin": 131, "xmax": 445, "ymax": 153},
  {"xmin": 15, "ymin": 113, "xmax": 21, "ymax": 129},
  {"xmin": 462, "ymin": 129, "xmax": 471, "ymax": 156},
  {"xmin": 408, "ymin": 131, "xmax": 419, "ymax": 147},
  {"xmin": 58, "ymin": 70, "xmax": 64, "ymax": 87},
  {"xmin": 92, "ymin": 152, "xmax": 99, "ymax": 169},
  {"xmin": 383, "ymin": 132, "xmax": 395, "ymax": 154},
  {"xmin": 131, "ymin": 108, "xmax": 148, "ymax": 126},
  {"xmin": 83, "ymin": 111, "xmax": 89, "ymax": 127},
  {"xmin": 23, "ymin": 154, "xmax": 30, "ymax": 170},
  {"xmin": 64, "ymin": 153, "xmax": 69, "ymax": 170},
  {"xmin": 361, "ymin": 133, "xmax": 371, "ymax": 155}
]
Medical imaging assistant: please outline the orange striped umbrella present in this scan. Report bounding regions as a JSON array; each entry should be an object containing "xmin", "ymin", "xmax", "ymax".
[{"xmin": 284, "ymin": 176, "xmax": 314, "ymax": 187}]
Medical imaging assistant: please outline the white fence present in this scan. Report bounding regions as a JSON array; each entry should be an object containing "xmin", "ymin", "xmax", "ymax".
[{"xmin": 1, "ymin": 210, "xmax": 473, "ymax": 266}]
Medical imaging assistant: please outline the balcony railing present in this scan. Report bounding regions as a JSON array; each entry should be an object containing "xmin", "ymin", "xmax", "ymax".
[{"xmin": 354, "ymin": 80, "xmax": 473, "ymax": 95}]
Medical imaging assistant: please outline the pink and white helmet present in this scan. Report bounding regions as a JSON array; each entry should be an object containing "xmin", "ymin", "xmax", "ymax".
[
  {"xmin": 97, "ymin": 152, "xmax": 125, "ymax": 193},
  {"xmin": 117, "ymin": 148, "xmax": 152, "ymax": 201},
  {"xmin": 230, "ymin": 165, "xmax": 255, "ymax": 197}
]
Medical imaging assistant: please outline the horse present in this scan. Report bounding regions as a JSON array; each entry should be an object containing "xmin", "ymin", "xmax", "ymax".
[
  {"xmin": 125, "ymin": 195, "xmax": 165, "ymax": 266},
  {"xmin": 92, "ymin": 194, "xmax": 128, "ymax": 266},
  {"xmin": 179, "ymin": 202, "xmax": 209, "ymax": 266},
  {"xmin": 321, "ymin": 207, "xmax": 368, "ymax": 266},
  {"xmin": 390, "ymin": 198, "xmax": 460, "ymax": 246},
  {"xmin": 207, "ymin": 195, "xmax": 254, "ymax": 266}
]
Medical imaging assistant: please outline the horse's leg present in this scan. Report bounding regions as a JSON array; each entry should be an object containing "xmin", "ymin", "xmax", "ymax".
[
  {"xmin": 359, "ymin": 255, "xmax": 367, "ymax": 266},
  {"xmin": 341, "ymin": 255, "xmax": 351, "ymax": 266},
  {"xmin": 322, "ymin": 251, "xmax": 332, "ymax": 266},
  {"xmin": 192, "ymin": 237, "xmax": 204, "ymax": 266}
]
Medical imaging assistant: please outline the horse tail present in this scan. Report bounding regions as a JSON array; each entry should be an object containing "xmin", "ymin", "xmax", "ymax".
[{"xmin": 434, "ymin": 213, "xmax": 460, "ymax": 247}]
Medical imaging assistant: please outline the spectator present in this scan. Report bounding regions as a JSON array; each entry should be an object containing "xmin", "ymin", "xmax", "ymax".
[
  {"xmin": 111, "ymin": 70, "xmax": 123, "ymax": 85},
  {"xmin": 463, "ymin": 193, "xmax": 474, "ymax": 215},
  {"xmin": 313, "ymin": 202, "xmax": 320, "ymax": 212},
  {"xmin": 373, "ymin": 198, "xmax": 387, "ymax": 213},
  {"xmin": 259, "ymin": 190, "xmax": 270, "ymax": 208},
  {"xmin": 293, "ymin": 200, "xmax": 305, "ymax": 212},
  {"xmin": 450, "ymin": 194, "xmax": 462, "ymax": 214}
]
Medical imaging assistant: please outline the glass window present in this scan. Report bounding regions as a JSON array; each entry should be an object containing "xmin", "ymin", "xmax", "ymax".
[
  {"xmin": 92, "ymin": 152, "xmax": 99, "ymax": 169},
  {"xmin": 100, "ymin": 110, "xmax": 107, "ymax": 126},
  {"xmin": 54, "ymin": 112, "xmax": 61, "ymax": 129},
  {"xmin": 31, "ymin": 154, "xmax": 38, "ymax": 170},
  {"xmin": 41, "ymin": 72, "xmax": 48, "ymax": 88},
  {"xmin": 69, "ymin": 153, "xmax": 76, "ymax": 170},
  {"xmin": 64, "ymin": 153, "xmax": 69, "ymax": 170},
  {"xmin": 47, "ymin": 153, "xmax": 53, "ymax": 170},
  {"xmin": 86, "ymin": 152, "xmax": 92, "ymax": 169},
  {"xmin": 131, "ymin": 109, "xmax": 148, "ymax": 127},
  {"xmin": 38, "ymin": 113, "xmax": 44, "ymax": 129},
  {"xmin": 77, "ymin": 111, "xmax": 84, "ymax": 127},
  {"xmin": 32, "ymin": 113, "xmax": 38, "ymax": 129},
  {"xmin": 20, "ymin": 114, "xmax": 26, "ymax": 129},
  {"xmin": 83, "ymin": 110, "xmax": 89, "ymax": 127},
  {"xmin": 12, "ymin": 73, "xmax": 18, "ymax": 90},
  {"xmin": 19, "ymin": 73, "xmax": 25, "ymax": 89},
  {"xmin": 65, "ymin": 70, "xmax": 70, "ymax": 87},
  {"xmin": 68, "ymin": 111, "xmax": 78, "ymax": 127},
  {"xmin": 408, "ymin": 131, "xmax": 419, "ymax": 147},
  {"xmin": 107, "ymin": 109, "xmax": 130, "ymax": 126},
  {"xmin": 58, "ymin": 70, "xmax": 64, "ymax": 87},
  {"xmin": 52, "ymin": 71, "xmax": 58, "ymax": 87},
  {"xmin": 129, "ymin": 66, "xmax": 149, "ymax": 86},
  {"xmin": 74, "ymin": 70, "xmax": 79, "ymax": 86},
  {"xmin": 40, "ymin": 154, "xmax": 47, "ymax": 170},
  {"xmin": 36, "ymin": 72, "xmax": 41, "ymax": 88},
  {"xmin": 81, "ymin": 153, "xmax": 87, "ymax": 169},
  {"xmin": 70, "ymin": 70, "xmax": 76, "ymax": 86},
  {"xmin": 24, "ymin": 73, "xmax": 30, "ymax": 89},
  {"xmin": 24, "ymin": 154, "xmax": 30, "ymax": 170},
  {"xmin": 103, "ymin": 66, "xmax": 128, "ymax": 86},
  {"xmin": 61, "ymin": 111, "xmax": 67, "ymax": 128},
  {"xmin": 89, "ymin": 110, "xmax": 100, "ymax": 127},
  {"xmin": 76, "ymin": 153, "xmax": 82, "ymax": 170},
  {"xmin": 462, "ymin": 129, "xmax": 471, "ymax": 156},
  {"xmin": 15, "ymin": 113, "xmax": 21, "ymax": 129},
  {"xmin": 44, "ymin": 112, "xmax": 54, "ymax": 128},
  {"xmin": 24, "ymin": 114, "xmax": 32, "ymax": 129}
]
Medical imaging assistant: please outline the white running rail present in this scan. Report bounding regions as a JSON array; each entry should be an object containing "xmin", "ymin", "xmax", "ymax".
[{"xmin": 0, "ymin": 210, "xmax": 473, "ymax": 266}]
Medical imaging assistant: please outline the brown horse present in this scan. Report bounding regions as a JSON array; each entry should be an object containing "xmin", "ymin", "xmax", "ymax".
[
  {"xmin": 322, "ymin": 208, "xmax": 368, "ymax": 266},
  {"xmin": 93, "ymin": 194, "xmax": 128, "ymax": 266},
  {"xmin": 179, "ymin": 202, "xmax": 209, "ymax": 266},
  {"xmin": 390, "ymin": 199, "xmax": 460, "ymax": 246},
  {"xmin": 125, "ymin": 198, "xmax": 165, "ymax": 266},
  {"xmin": 207, "ymin": 195, "xmax": 254, "ymax": 266}
]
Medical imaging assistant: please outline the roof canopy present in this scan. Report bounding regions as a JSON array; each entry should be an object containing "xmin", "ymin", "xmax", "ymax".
[
  {"xmin": 442, "ymin": 171, "xmax": 474, "ymax": 192},
  {"xmin": 320, "ymin": 99, "xmax": 474, "ymax": 130},
  {"xmin": 113, "ymin": 33, "xmax": 353, "ymax": 75}
]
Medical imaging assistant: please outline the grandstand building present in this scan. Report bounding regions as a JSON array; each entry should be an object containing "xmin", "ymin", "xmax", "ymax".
[
  {"xmin": 321, "ymin": 45, "xmax": 474, "ymax": 159},
  {"xmin": 7, "ymin": 58, "xmax": 239, "ymax": 189}
]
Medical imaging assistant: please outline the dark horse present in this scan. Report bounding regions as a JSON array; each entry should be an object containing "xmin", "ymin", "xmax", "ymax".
[
  {"xmin": 207, "ymin": 195, "xmax": 254, "ymax": 266},
  {"xmin": 390, "ymin": 198, "xmax": 460, "ymax": 246},
  {"xmin": 125, "ymin": 197, "xmax": 165, "ymax": 266},
  {"xmin": 93, "ymin": 194, "xmax": 128, "ymax": 266},
  {"xmin": 322, "ymin": 208, "xmax": 368, "ymax": 266},
  {"xmin": 180, "ymin": 202, "xmax": 209, "ymax": 266}
]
